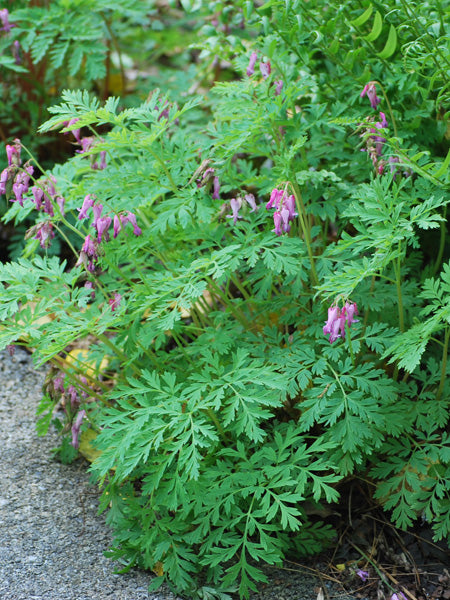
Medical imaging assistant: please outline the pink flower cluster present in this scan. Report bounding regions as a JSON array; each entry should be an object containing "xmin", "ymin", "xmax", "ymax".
[
  {"xmin": 226, "ymin": 194, "xmax": 258, "ymax": 225},
  {"xmin": 323, "ymin": 301, "xmax": 359, "ymax": 344},
  {"xmin": 360, "ymin": 82, "xmax": 381, "ymax": 110},
  {"xmin": 197, "ymin": 165, "xmax": 220, "ymax": 200},
  {"xmin": 62, "ymin": 118, "xmax": 107, "ymax": 170},
  {"xmin": 246, "ymin": 51, "xmax": 283, "ymax": 96},
  {"xmin": 266, "ymin": 188, "xmax": 297, "ymax": 236},
  {"xmin": 77, "ymin": 194, "xmax": 141, "ymax": 272},
  {"xmin": 360, "ymin": 111, "xmax": 388, "ymax": 175},
  {"xmin": 0, "ymin": 139, "xmax": 31, "ymax": 202},
  {"xmin": 1, "ymin": 139, "xmax": 66, "ymax": 249}
]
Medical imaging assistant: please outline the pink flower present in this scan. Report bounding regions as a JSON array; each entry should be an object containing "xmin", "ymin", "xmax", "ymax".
[
  {"xmin": 244, "ymin": 193, "xmax": 258, "ymax": 212},
  {"xmin": 272, "ymin": 211, "xmax": 283, "ymax": 236},
  {"xmin": 63, "ymin": 118, "xmax": 81, "ymax": 143},
  {"xmin": 323, "ymin": 301, "xmax": 359, "ymax": 344},
  {"xmin": 246, "ymin": 51, "xmax": 258, "ymax": 76},
  {"xmin": 260, "ymin": 61, "xmax": 271, "ymax": 79},
  {"xmin": 361, "ymin": 82, "xmax": 381, "ymax": 110},
  {"xmin": 356, "ymin": 569, "xmax": 369, "ymax": 582},
  {"xmin": 109, "ymin": 292, "xmax": 122, "ymax": 312},
  {"xmin": 34, "ymin": 222, "xmax": 55, "ymax": 249},
  {"xmin": 32, "ymin": 186, "xmax": 44, "ymax": 210},
  {"xmin": 0, "ymin": 9, "xmax": 14, "ymax": 33},
  {"xmin": 6, "ymin": 139, "xmax": 21, "ymax": 167},
  {"xmin": 82, "ymin": 234, "xmax": 97, "ymax": 257},
  {"xmin": 266, "ymin": 188, "xmax": 283, "ymax": 210},
  {"xmin": 67, "ymin": 385, "xmax": 79, "ymax": 409},
  {"xmin": 12, "ymin": 182, "xmax": 25, "ymax": 206},
  {"xmin": 96, "ymin": 216, "xmax": 112, "ymax": 243},
  {"xmin": 78, "ymin": 194, "xmax": 95, "ymax": 220},
  {"xmin": 274, "ymin": 80, "xmax": 283, "ymax": 96},
  {"xmin": 92, "ymin": 203, "xmax": 103, "ymax": 228},
  {"xmin": 56, "ymin": 196, "xmax": 65, "ymax": 215},
  {"xmin": 212, "ymin": 176, "xmax": 220, "ymax": 200},
  {"xmin": 71, "ymin": 409, "xmax": 86, "ymax": 449},
  {"xmin": 53, "ymin": 375, "xmax": 65, "ymax": 394},
  {"xmin": 113, "ymin": 214, "xmax": 122, "ymax": 238},
  {"xmin": 122, "ymin": 211, "xmax": 142, "ymax": 236},
  {"xmin": 227, "ymin": 198, "xmax": 243, "ymax": 225},
  {"xmin": 378, "ymin": 112, "xmax": 388, "ymax": 128},
  {"xmin": 0, "ymin": 168, "xmax": 10, "ymax": 194}
]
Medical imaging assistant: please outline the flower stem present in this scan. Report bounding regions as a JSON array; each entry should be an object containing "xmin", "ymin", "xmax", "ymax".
[
  {"xmin": 370, "ymin": 80, "xmax": 398, "ymax": 138},
  {"xmin": 345, "ymin": 322, "xmax": 356, "ymax": 367},
  {"xmin": 290, "ymin": 179, "xmax": 319, "ymax": 287}
]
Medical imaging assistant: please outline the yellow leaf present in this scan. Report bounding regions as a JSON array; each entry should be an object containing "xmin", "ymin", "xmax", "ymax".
[
  {"xmin": 336, "ymin": 563, "xmax": 346, "ymax": 571},
  {"xmin": 78, "ymin": 428, "xmax": 101, "ymax": 463},
  {"xmin": 152, "ymin": 561, "xmax": 164, "ymax": 577},
  {"xmin": 64, "ymin": 347, "xmax": 109, "ymax": 379}
]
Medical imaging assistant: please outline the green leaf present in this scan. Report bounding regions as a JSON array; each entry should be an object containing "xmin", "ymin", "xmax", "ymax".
[
  {"xmin": 377, "ymin": 24, "xmax": 397, "ymax": 59},
  {"xmin": 350, "ymin": 5, "xmax": 373, "ymax": 28},
  {"xmin": 364, "ymin": 11, "xmax": 383, "ymax": 42},
  {"xmin": 433, "ymin": 147, "xmax": 450, "ymax": 179}
]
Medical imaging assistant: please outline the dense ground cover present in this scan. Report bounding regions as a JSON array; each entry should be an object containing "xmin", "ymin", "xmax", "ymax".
[{"xmin": 0, "ymin": 1, "xmax": 449, "ymax": 598}]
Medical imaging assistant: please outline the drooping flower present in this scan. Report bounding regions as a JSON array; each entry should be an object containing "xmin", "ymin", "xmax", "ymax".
[
  {"xmin": 274, "ymin": 80, "xmax": 284, "ymax": 96},
  {"xmin": 260, "ymin": 61, "xmax": 271, "ymax": 79},
  {"xmin": 82, "ymin": 234, "xmax": 97, "ymax": 257},
  {"xmin": 78, "ymin": 194, "xmax": 95, "ymax": 220},
  {"xmin": 356, "ymin": 569, "xmax": 369, "ymax": 582},
  {"xmin": 113, "ymin": 214, "xmax": 122, "ymax": 238},
  {"xmin": 361, "ymin": 82, "xmax": 381, "ymax": 110},
  {"xmin": 77, "ymin": 136, "xmax": 95, "ymax": 154},
  {"xmin": 323, "ymin": 301, "xmax": 359, "ymax": 344},
  {"xmin": 0, "ymin": 9, "xmax": 14, "ymax": 33},
  {"xmin": 266, "ymin": 188, "xmax": 283, "ymax": 210},
  {"xmin": 212, "ymin": 176, "xmax": 220, "ymax": 200},
  {"xmin": 71, "ymin": 409, "xmax": 86, "ymax": 449},
  {"xmin": 267, "ymin": 188, "xmax": 297, "ymax": 235},
  {"xmin": 6, "ymin": 139, "xmax": 21, "ymax": 167},
  {"xmin": 56, "ymin": 196, "xmax": 65, "ymax": 215},
  {"xmin": 227, "ymin": 198, "xmax": 243, "ymax": 225},
  {"xmin": 92, "ymin": 203, "xmax": 103, "ymax": 228},
  {"xmin": 246, "ymin": 51, "xmax": 258, "ymax": 76},
  {"xmin": 11, "ymin": 181, "xmax": 26, "ymax": 206},
  {"xmin": 0, "ymin": 168, "xmax": 10, "ymax": 195},
  {"xmin": 109, "ymin": 292, "xmax": 122, "ymax": 312},
  {"xmin": 122, "ymin": 211, "xmax": 142, "ymax": 236},
  {"xmin": 67, "ymin": 385, "xmax": 79, "ymax": 409},
  {"xmin": 95, "ymin": 216, "xmax": 112, "ymax": 243},
  {"xmin": 62, "ymin": 118, "xmax": 81, "ymax": 143},
  {"xmin": 272, "ymin": 210, "xmax": 283, "ymax": 236},
  {"xmin": 34, "ymin": 221, "xmax": 55, "ymax": 249},
  {"xmin": 378, "ymin": 111, "xmax": 388, "ymax": 128},
  {"xmin": 32, "ymin": 186, "xmax": 44, "ymax": 210},
  {"xmin": 53, "ymin": 375, "xmax": 65, "ymax": 394},
  {"xmin": 244, "ymin": 193, "xmax": 258, "ymax": 212}
]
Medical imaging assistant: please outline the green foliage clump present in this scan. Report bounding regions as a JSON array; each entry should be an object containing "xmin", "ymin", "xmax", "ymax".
[{"xmin": 0, "ymin": 0, "xmax": 449, "ymax": 597}]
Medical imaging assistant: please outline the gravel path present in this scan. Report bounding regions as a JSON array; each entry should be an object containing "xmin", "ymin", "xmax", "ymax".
[{"xmin": 0, "ymin": 347, "xmax": 353, "ymax": 600}]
